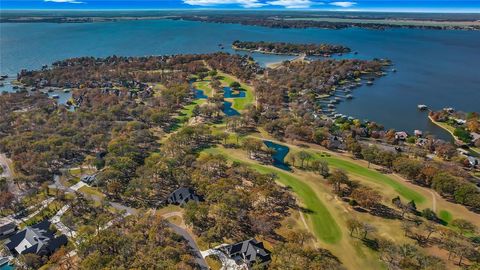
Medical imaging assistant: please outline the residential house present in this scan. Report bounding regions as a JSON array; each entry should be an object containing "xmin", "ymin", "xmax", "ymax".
[
  {"xmin": 416, "ymin": 138, "xmax": 429, "ymax": 147},
  {"xmin": 4, "ymin": 220, "xmax": 67, "ymax": 256},
  {"xmin": 395, "ymin": 131, "xmax": 409, "ymax": 141},
  {"xmin": 221, "ymin": 239, "xmax": 271, "ymax": 267},
  {"xmin": 81, "ymin": 174, "xmax": 97, "ymax": 185},
  {"xmin": 167, "ymin": 187, "xmax": 202, "ymax": 205},
  {"xmin": 467, "ymin": 156, "xmax": 479, "ymax": 168},
  {"xmin": 471, "ymin": 132, "xmax": 480, "ymax": 145},
  {"xmin": 414, "ymin": 130, "xmax": 423, "ymax": 137},
  {"xmin": 327, "ymin": 135, "xmax": 346, "ymax": 150},
  {"xmin": 0, "ymin": 218, "xmax": 16, "ymax": 239}
]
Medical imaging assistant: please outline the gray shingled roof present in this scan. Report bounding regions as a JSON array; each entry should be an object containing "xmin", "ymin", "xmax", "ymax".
[
  {"xmin": 5, "ymin": 220, "xmax": 67, "ymax": 256},
  {"xmin": 223, "ymin": 239, "xmax": 271, "ymax": 265}
]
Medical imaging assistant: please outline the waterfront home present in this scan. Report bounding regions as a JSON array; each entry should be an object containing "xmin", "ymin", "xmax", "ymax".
[
  {"xmin": 454, "ymin": 119, "xmax": 467, "ymax": 125},
  {"xmin": 0, "ymin": 218, "xmax": 16, "ymax": 239},
  {"xmin": 220, "ymin": 239, "xmax": 271, "ymax": 267},
  {"xmin": 414, "ymin": 130, "xmax": 423, "ymax": 137},
  {"xmin": 167, "ymin": 187, "xmax": 202, "ymax": 205},
  {"xmin": 4, "ymin": 220, "xmax": 67, "ymax": 257},
  {"xmin": 395, "ymin": 131, "xmax": 409, "ymax": 141}
]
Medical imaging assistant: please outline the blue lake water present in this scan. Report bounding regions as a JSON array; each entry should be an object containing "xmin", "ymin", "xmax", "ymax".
[
  {"xmin": 264, "ymin": 141, "xmax": 291, "ymax": 171},
  {"xmin": 1, "ymin": 19, "xmax": 479, "ymax": 139}
]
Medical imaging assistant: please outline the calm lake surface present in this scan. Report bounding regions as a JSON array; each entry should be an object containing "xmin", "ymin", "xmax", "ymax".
[{"xmin": 1, "ymin": 19, "xmax": 479, "ymax": 139}]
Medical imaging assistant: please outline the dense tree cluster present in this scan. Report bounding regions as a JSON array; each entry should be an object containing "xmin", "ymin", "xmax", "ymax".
[
  {"xmin": 185, "ymin": 154, "xmax": 294, "ymax": 244},
  {"xmin": 232, "ymin": 40, "xmax": 350, "ymax": 56},
  {"xmin": 77, "ymin": 212, "xmax": 198, "ymax": 269},
  {"xmin": 355, "ymin": 145, "xmax": 480, "ymax": 212},
  {"xmin": 0, "ymin": 83, "xmax": 185, "ymax": 189},
  {"xmin": 104, "ymin": 125, "xmax": 217, "ymax": 206}
]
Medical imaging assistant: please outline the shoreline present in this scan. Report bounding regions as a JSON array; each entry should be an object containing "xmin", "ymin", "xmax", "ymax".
[
  {"xmin": 428, "ymin": 114, "xmax": 480, "ymax": 155},
  {"xmin": 232, "ymin": 45, "xmax": 345, "ymax": 57}
]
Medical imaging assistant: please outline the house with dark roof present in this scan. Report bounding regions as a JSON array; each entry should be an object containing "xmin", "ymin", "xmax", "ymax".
[
  {"xmin": 4, "ymin": 220, "xmax": 67, "ymax": 257},
  {"xmin": 220, "ymin": 239, "xmax": 271, "ymax": 267},
  {"xmin": 81, "ymin": 174, "xmax": 97, "ymax": 185},
  {"xmin": 0, "ymin": 218, "xmax": 16, "ymax": 239},
  {"xmin": 167, "ymin": 187, "xmax": 202, "ymax": 205}
]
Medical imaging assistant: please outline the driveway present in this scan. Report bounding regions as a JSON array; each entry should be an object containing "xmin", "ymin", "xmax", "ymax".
[{"xmin": 168, "ymin": 222, "xmax": 209, "ymax": 270}]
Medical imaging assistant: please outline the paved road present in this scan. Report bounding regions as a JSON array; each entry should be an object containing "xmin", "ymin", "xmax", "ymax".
[
  {"xmin": 0, "ymin": 153, "xmax": 21, "ymax": 196},
  {"xmin": 168, "ymin": 222, "xmax": 209, "ymax": 270}
]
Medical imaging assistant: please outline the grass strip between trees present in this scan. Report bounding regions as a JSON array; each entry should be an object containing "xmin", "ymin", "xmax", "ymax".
[
  {"xmin": 315, "ymin": 153, "xmax": 426, "ymax": 204},
  {"xmin": 204, "ymin": 147, "xmax": 342, "ymax": 244}
]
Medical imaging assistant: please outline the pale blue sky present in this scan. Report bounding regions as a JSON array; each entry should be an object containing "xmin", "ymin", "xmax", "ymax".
[{"xmin": 2, "ymin": 0, "xmax": 480, "ymax": 12}]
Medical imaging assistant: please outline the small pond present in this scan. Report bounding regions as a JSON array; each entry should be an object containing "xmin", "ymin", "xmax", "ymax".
[
  {"xmin": 223, "ymin": 86, "xmax": 246, "ymax": 98},
  {"xmin": 195, "ymin": 89, "xmax": 208, "ymax": 99},
  {"xmin": 223, "ymin": 101, "xmax": 240, "ymax": 117},
  {"xmin": 264, "ymin": 140, "xmax": 291, "ymax": 171}
]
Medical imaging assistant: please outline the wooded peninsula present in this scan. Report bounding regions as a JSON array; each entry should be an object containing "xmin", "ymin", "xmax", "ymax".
[{"xmin": 232, "ymin": 40, "xmax": 351, "ymax": 56}]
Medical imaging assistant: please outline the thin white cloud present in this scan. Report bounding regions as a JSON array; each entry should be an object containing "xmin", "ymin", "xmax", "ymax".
[
  {"xmin": 183, "ymin": 0, "xmax": 266, "ymax": 8},
  {"xmin": 44, "ymin": 0, "xmax": 85, "ymax": 3},
  {"xmin": 330, "ymin": 1, "xmax": 356, "ymax": 8},
  {"xmin": 267, "ymin": 0, "xmax": 314, "ymax": 8}
]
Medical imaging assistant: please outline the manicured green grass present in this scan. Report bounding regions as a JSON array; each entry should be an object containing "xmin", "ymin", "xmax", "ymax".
[
  {"xmin": 194, "ymin": 80, "xmax": 214, "ymax": 97},
  {"xmin": 314, "ymin": 153, "xmax": 426, "ymax": 204},
  {"xmin": 439, "ymin": 210, "xmax": 453, "ymax": 224},
  {"xmin": 204, "ymin": 147, "xmax": 342, "ymax": 244},
  {"xmin": 217, "ymin": 72, "xmax": 254, "ymax": 111}
]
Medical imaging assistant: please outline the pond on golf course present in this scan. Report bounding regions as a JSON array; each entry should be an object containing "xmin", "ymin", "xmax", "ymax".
[{"xmin": 264, "ymin": 140, "xmax": 291, "ymax": 171}]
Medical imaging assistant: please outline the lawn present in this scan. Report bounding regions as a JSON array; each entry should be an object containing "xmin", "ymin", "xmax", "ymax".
[
  {"xmin": 439, "ymin": 210, "xmax": 453, "ymax": 224},
  {"xmin": 193, "ymin": 80, "xmax": 214, "ymax": 97},
  {"xmin": 203, "ymin": 147, "xmax": 342, "ymax": 244},
  {"xmin": 314, "ymin": 153, "xmax": 426, "ymax": 204},
  {"xmin": 78, "ymin": 186, "xmax": 106, "ymax": 200}
]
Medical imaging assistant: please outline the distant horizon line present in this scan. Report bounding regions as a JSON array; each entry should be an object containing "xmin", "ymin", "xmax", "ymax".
[{"xmin": 2, "ymin": 8, "xmax": 480, "ymax": 14}]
